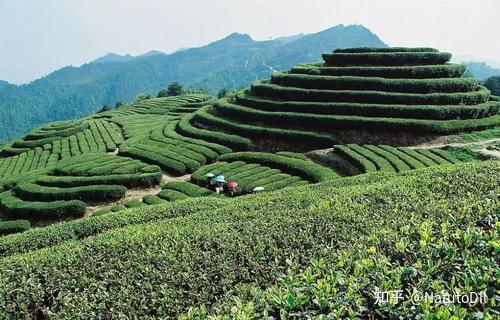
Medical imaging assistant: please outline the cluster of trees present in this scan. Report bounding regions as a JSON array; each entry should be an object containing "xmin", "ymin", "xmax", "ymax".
[
  {"xmin": 98, "ymin": 82, "xmax": 234, "ymax": 113},
  {"xmin": 484, "ymin": 76, "xmax": 500, "ymax": 96}
]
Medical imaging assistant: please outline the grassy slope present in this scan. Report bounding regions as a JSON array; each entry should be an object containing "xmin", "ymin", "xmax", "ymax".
[{"xmin": 0, "ymin": 161, "xmax": 498, "ymax": 319}]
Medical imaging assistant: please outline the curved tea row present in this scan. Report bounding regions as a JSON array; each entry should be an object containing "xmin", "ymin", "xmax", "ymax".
[{"xmin": 179, "ymin": 47, "xmax": 499, "ymax": 150}]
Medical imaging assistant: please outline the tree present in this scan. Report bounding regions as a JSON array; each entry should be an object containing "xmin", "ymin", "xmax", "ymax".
[
  {"xmin": 157, "ymin": 82, "xmax": 184, "ymax": 97},
  {"xmin": 157, "ymin": 88, "xmax": 168, "ymax": 98},
  {"xmin": 217, "ymin": 87, "xmax": 229, "ymax": 99},
  {"xmin": 134, "ymin": 93, "xmax": 151, "ymax": 103},
  {"xmin": 115, "ymin": 101, "xmax": 124, "ymax": 108},
  {"xmin": 484, "ymin": 76, "xmax": 500, "ymax": 96}
]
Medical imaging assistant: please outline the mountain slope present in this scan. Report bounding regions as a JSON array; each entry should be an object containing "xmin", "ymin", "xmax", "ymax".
[
  {"xmin": 0, "ymin": 81, "xmax": 9, "ymax": 89},
  {"xmin": 0, "ymin": 24, "xmax": 385, "ymax": 142},
  {"xmin": 464, "ymin": 61, "xmax": 500, "ymax": 80}
]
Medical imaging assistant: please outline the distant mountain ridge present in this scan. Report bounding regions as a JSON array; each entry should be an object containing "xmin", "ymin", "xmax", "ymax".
[
  {"xmin": 0, "ymin": 80, "xmax": 10, "ymax": 89},
  {"xmin": 0, "ymin": 24, "xmax": 386, "ymax": 142},
  {"xmin": 91, "ymin": 50, "xmax": 165, "ymax": 64},
  {"xmin": 463, "ymin": 61, "xmax": 500, "ymax": 80}
]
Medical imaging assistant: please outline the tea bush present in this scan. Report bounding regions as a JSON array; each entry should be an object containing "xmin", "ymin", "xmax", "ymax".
[
  {"xmin": 290, "ymin": 64, "xmax": 466, "ymax": 78},
  {"xmin": 0, "ymin": 220, "xmax": 30, "ymax": 236},
  {"xmin": 219, "ymin": 152, "xmax": 339, "ymax": 182},
  {"xmin": 322, "ymin": 51, "xmax": 452, "ymax": 66},
  {"xmin": 0, "ymin": 161, "xmax": 497, "ymax": 318}
]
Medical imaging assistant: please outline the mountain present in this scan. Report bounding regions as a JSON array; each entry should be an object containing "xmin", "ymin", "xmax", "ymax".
[
  {"xmin": 463, "ymin": 61, "xmax": 500, "ymax": 80},
  {"xmin": 0, "ymin": 80, "xmax": 10, "ymax": 89},
  {"xmin": 0, "ymin": 24, "xmax": 385, "ymax": 142},
  {"xmin": 91, "ymin": 53, "xmax": 135, "ymax": 64}
]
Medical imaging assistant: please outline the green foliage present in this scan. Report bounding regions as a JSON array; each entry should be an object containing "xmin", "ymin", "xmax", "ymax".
[
  {"xmin": 484, "ymin": 76, "xmax": 500, "ymax": 96},
  {"xmin": 158, "ymin": 82, "xmax": 184, "ymax": 97},
  {"xmin": 37, "ymin": 173, "xmax": 161, "ymax": 188},
  {"xmin": 322, "ymin": 51, "xmax": 452, "ymax": 66},
  {"xmin": 0, "ymin": 191, "xmax": 86, "ymax": 219},
  {"xmin": 444, "ymin": 147, "xmax": 480, "ymax": 162},
  {"xmin": 178, "ymin": 112, "xmax": 252, "ymax": 150},
  {"xmin": 291, "ymin": 63, "xmax": 466, "ymax": 79},
  {"xmin": 157, "ymin": 189, "xmax": 189, "ymax": 202},
  {"xmin": 195, "ymin": 105, "xmax": 336, "ymax": 147},
  {"xmin": 162, "ymin": 181, "xmax": 213, "ymax": 197},
  {"xmin": 124, "ymin": 199, "xmax": 144, "ymax": 208},
  {"xmin": 142, "ymin": 195, "xmax": 165, "ymax": 205},
  {"xmin": 0, "ymin": 161, "xmax": 497, "ymax": 318},
  {"xmin": 219, "ymin": 152, "xmax": 339, "ymax": 182},
  {"xmin": 0, "ymin": 25, "xmax": 386, "ymax": 142},
  {"xmin": 15, "ymin": 183, "xmax": 127, "ymax": 202},
  {"xmin": 216, "ymin": 98, "xmax": 500, "ymax": 134},
  {"xmin": 334, "ymin": 144, "xmax": 377, "ymax": 173},
  {"xmin": 250, "ymin": 81, "xmax": 491, "ymax": 106},
  {"xmin": 271, "ymin": 72, "xmax": 479, "ymax": 93},
  {"xmin": 217, "ymin": 87, "xmax": 230, "ymax": 99},
  {"xmin": 110, "ymin": 205, "xmax": 127, "ymax": 212},
  {"xmin": 377, "ymin": 145, "xmax": 426, "ymax": 170},
  {"xmin": 363, "ymin": 144, "xmax": 411, "ymax": 172},
  {"xmin": 0, "ymin": 220, "xmax": 30, "ymax": 236}
]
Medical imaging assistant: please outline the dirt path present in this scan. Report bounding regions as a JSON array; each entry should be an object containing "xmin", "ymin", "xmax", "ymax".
[
  {"xmin": 85, "ymin": 173, "xmax": 192, "ymax": 215},
  {"xmin": 410, "ymin": 138, "xmax": 500, "ymax": 150},
  {"xmin": 479, "ymin": 149, "xmax": 500, "ymax": 159}
]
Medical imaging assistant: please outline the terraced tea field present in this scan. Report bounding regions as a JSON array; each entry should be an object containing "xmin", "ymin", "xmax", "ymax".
[{"xmin": 0, "ymin": 47, "xmax": 498, "ymax": 319}]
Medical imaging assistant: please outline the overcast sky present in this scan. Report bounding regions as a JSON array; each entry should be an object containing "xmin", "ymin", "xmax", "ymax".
[{"xmin": 1, "ymin": 0, "xmax": 499, "ymax": 84}]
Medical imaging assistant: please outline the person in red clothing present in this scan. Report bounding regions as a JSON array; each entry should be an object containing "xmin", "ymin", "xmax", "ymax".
[{"xmin": 226, "ymin": 181, "xmax": 238, "ymax": 196}]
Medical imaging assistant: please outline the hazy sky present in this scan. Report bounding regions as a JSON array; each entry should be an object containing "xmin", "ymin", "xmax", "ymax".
[{"xmin": 1, "ymin": 0, "xmax": 499, "ymax": 84}]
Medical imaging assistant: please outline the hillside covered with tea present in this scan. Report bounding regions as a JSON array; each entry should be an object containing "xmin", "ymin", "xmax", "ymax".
[{"xmin": 0, "ymin": 47, "xmax": 498, "ymax": 319}]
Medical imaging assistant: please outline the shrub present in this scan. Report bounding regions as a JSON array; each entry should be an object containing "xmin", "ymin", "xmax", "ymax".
[
  {"xmin": 290, "ymin": 64, "xmax": 466, "ymax": 79},
  {"xmin": 250, "ymin": 81, "xmax": 491, "ymax": 106},
  {"xmin": 124, "ymin": 200, "xmax": 145, "ymax": 208},
  {"xmin": 15, "ymin": 183, "xmax": 127, "ymax": 201},
  {"xmin": 162, "ymin": 181, "xmax": 212, "ymax": 197},
  {"xmin": 23, "ymin": 121, "xmax": 89, "ymax": 141},
  {"xmin": 334, "ymin": 145, "xmax": 377, "ymax": 173},
  {"xmin": 219, "ymin": 152, "xmax": 339, "ymax": 182},
  {"xmin": 191, "ymin": 161, "xmax": 247, "ymax": 185},
  {"xmin": 414, "ymin": 149, "xmax": 452, "ymax": 165},
  {"xmin": 93, "ymin": 209, "xmax": 112, "ymax": 217},
  {"xmin": 397, "ymin": 148, "xmax": 437, "ymax": 167},
  {"xmin": 322, "ymin": 51, "xmax": 452, "ymax": 66},
  {"xmin": 363, "ymin": 145, "xmax": 411, "ymax": 172},
  {"xmin": 221, "ymin": 96, "xmax": 500, "ymax": 134},
  {"xmin": 224, "ymin": 163, "xmax": 261, "ymax": 178},
  {"xmin": 138, "ymin": 138, "xmax": 206, "ymax": 165},
  {"xmin": 150, "ymin": 128, "xmax": 219, "ymax": 162},
  {"xmin": 235, "ymin": 169, "xmax": 282, "ymax": 192},
  {"xmin": 0, "ymin": 162, "xmax": 497, "ymax": 318},
  {"xmin": 119, "ymin": 146, "xmax": 187, "ymax": 175},
  {"xmin": 271, "ymin": 72, "xmax": 479, "ymax": 93},
  {"xmin": 197, "ymin": 105, "xmax": 336, "ymax": 146},
  {"xmin": 157, "ymin": 189, "xmax": 189, "ymax": 202},
  {"xmin": 227, "ymin": 166, "xmax": 272, "ymax": 181},
  {"xmin": 0, "ymin": 191, "xmax": 86, "ymax": 219},
  {"xmin": 378, "ymin": 145, "xmax": 426, "ymax": 169},
  {"xmin": 260, "ymin": 176, "xmax": 305, "ymax": 192},
  {"xmin": 275, "ymin": 151, "xmax": 309, "ymax": 161},
  {"xmin": 110, "ymin": 205, "xmax": 127, "ymax": 212},
  {"xmin": 142, "ymin": 195, "xmax": 165, "ymax": 205},
  {"xmin": 429, "ymin": 148, "xmax": 461, "ymax": 164},
  {"xmin": 178, "ymin": 113, "xmax": 251, "ymax": 150},
  {"xmin": 0, "ymin": 220, "xmax": 30, "ymax": 236},
  {"xmin": 244, "ymin": 174, "xmax": 301, "ymax": 193}
]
